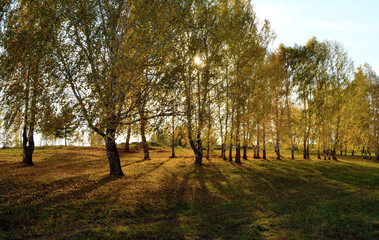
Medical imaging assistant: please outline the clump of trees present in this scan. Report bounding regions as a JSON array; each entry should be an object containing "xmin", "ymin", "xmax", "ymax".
[{"xmin": 1, "ymin": 0, "xmax": 378, "ymax": 175}]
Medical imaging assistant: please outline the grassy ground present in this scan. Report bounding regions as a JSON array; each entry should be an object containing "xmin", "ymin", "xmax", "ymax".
[{"xmin": 0, "ymin": 146, "xmax": 378, "ymax": 240}]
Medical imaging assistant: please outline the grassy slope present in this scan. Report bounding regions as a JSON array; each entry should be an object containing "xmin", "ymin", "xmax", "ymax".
[{"xmin": 0, "ymin": 146, "xmax": 378, "ymax": 240}]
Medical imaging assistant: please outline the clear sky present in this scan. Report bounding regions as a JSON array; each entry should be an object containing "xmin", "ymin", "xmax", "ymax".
[{"xmin": 253, "ymin": 0, "xmax": 379, "ymax": 73}]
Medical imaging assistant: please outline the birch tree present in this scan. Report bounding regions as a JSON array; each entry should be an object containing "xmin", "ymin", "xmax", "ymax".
[
  {"xmin": 1, "ymin": 0, "xmax": 57, "ymax": 165},
  {"xmin": 54, "ymin": 0, "xmax": 184, "ymax": 175}
]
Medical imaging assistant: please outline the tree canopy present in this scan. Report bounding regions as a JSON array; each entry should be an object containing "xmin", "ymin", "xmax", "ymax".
[{"xmin": 1, "ymin": 0, "xmax": 378, "ymax": 175}]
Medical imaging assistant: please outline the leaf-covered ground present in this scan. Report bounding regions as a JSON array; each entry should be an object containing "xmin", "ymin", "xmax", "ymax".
[{"xmin": 0, "ymin": 146, "xmax": 378, "ymax": 239}]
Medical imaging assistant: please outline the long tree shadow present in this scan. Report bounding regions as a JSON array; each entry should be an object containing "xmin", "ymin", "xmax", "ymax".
[
  {"xmin": 3, "ymin": 155, "xmax": 377, "ymax": 240},
  {"xmin": 119, "ymin": 162, "xmax": 265, "ymax": 239},
  {"xmin": 232, "ymin": 159, "xmax": 378, "ymax": 239},
  {"xmin": 1, "ymin": 175, "xmax": 117, "ymax": 238},
  {"xmin": 132, "ymin": 158, "xmax": 172, "ymax": 180},
  {"xmin": 120, "ymin": 158, "xmax": 151, "ymax": 168}
]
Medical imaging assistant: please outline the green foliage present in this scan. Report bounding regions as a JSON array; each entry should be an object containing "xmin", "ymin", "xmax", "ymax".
[
  {"xmin": 41, "ymin": 103, "xmax": 79, "ymax": 141},
  {"xmin": 345, "ymin": 64, "xmax": 379, "ymax": 151},
  {"xmin": 0, "ymin": 1, "xmax": 57, "ymax": 129}
]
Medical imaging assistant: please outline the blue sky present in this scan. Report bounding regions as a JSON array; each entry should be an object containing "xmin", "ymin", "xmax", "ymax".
[{"xmin": 253, "ymin": 0, "xmax": 379, "ymax": 73}]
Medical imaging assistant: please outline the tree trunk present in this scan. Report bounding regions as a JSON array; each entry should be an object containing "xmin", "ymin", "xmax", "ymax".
[
  {"xmin": 140, "ymin": 111, "xmax": 150, "ymax": 160},
  {"xmin": 206, "ymin": 139, "xmax": 211, "ymax": 160},
  {"xmin": 256, "ymin": 124, "xmax": 260, "ymax": 159},
  {"xmin": 275, "ymin": 125, "xmax": 280, "ymax": 160},
  {"xmin": 263, "ymin": 123, "xmax": 266, "ymax": 160},
  {"xmin": 229, "ymin": 111, "xmax": 234, "ymax": 162},
  {"xmin": 303, "ymin": 137, "xmax": 307, "ymax": 159},
  {"xmin": 22, "ymin": 85, "xmax": 36, "ymax": 166},
  {"xmin": 195, "ymin": 150, "xmax": 203, "ymax": 164},
  {"xmin": 291, "ymin": 145, "xmax": 295, "ymax": 160},
  {"xmin": 235, "ymin": 142, "xmax": 241, "ymax": 163},
  {"xmin": 189, "ymin": 138, "xmax": 199, "ymax": 161},
  {"xmin": 221, "ymin": 143, "xmax": 225, "ymax": 160},
  {"xmin": 22, "ymin": 125, "xmax": 34, "ymax": 166},
  {"xmin": 105, "ymin": 129, "xmax": 123, "ymax": 176},
  {"xmin": 185, "ymin": 90, "xmax": 202, "ymax": 165},
  {"xmin": 195, "ymin": 134, "xmax": 203, "ymax": 164},
  {"xmin": 242, "ymin": 129, "xmax": 247, "ymax": 160},
  {"xmin": 219, "ymin": 103, "xmax": 224, "ymax": 159},
  {"xmin": 206, "ymin": 142, "xmax": 210, "ymax": 160},
  {"xmin": 220, "ymin": 142, "xmax": 224, "ymax": 158},
  {"xmin": 352, "ymin": 150, "xmax": 354, "ymax": 156},
  {"xmin": 229, "ymin": 143, "xmax": 233, "ymax": 162},
  {"xmin": 222, "ymin": 143, "xmax": 226, "ymax": 160},
  {"xmin": 333, "ymin": 117, "xmax": 340, "ymax": 160},
  {"xmin": 235, "ymin": 113, "xmax": 241, "ymax": 163},
  {"xmin": 171, "ymin": 143, "xmax": 176, "ymax": 158},
  {"xmin": 275, "ymin": 141, "xmax": 280, "ymax": 160},
  {"xmin": 253, "ymin": 146, "xmax": 257, "ymax": 159},
  {"xmin": 171, "ymin": 115, "xmax": 175, "ymax": 158},
  {"xmin": 332, "ymin": 148, "xmax": 337, "ymax": 160},
  {"xmin": 317, "ymin": 149, "xmax": 321, "ymax": 160},
  {"xmin": 124, "ymin": 122, "xmax": 131, "ymax": 152},
  {"xmin": 375, "ymin": 148, "xmax": 379, "ymax": 162},
  {"xmin": 291, "ymin": 138, "xmax": 295, "ymax": 160},
  {"xmin": 223, "ymin": 77, "xmax": 229, "ymax": 161},
  {"xmin": 206, "ymin": 96, "xmax": 211, "ymax": 160},
  {"xmin": 345, "ymin": 146, "xmax": 347, "ymax": 156},
  {"xmin": 206, "ymin": 120, "xmax": 210, "ymax": 160},
  {"xmin": 64, "ymin": 127, "xmax": 67, "ymax": 147}
]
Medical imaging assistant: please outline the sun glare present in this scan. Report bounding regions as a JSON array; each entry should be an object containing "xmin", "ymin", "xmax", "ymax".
[{"xmin": 194, "ymin": 55, "xmax": 202, "ymax": 66}]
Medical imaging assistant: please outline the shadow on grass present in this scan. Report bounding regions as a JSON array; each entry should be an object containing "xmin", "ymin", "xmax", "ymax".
[
  {"xmin": 132, "ymin": 158, "xmax": 173, "ymax": 180},
  {"xmin": 59, "ymin": 157, "xmax": 378, "ymax": 240},
  {"xmin": 120, "ymin": 158, "xmax": 151, "ymax": 168},
  {"xmin": 234, "ymin": 160, "xmax": 378, "ymax": 240},
  {"xmin": 55, "ymin": 163, "xmax": 264, "ymax": 240},
  {"xmin": 94, "ymin": 164, "xmax": 262, "ymax": 239},
  {"xmin": 0, "ymin": 175, "xmax": 117, "ymax": 239},
  {"xmin": 1, "ymin": 153, "xmax": 378, "ymax": 240}
]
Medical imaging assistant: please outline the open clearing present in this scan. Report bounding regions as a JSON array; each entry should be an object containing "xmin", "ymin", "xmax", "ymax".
[{"xmin": 0, "ymin": 146, "xmax": 378, "ymax": 239}]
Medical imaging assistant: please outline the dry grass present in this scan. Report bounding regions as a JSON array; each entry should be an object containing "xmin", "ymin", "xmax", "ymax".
[{"xmin": 0, "ymin": 146, "xmax": 378, "ymax": 239}]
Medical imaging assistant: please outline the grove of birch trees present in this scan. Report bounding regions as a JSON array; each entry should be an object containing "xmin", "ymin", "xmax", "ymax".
[{"xmin": 1, "ymin": 0, "xmax": 378, "ymax": 176}]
